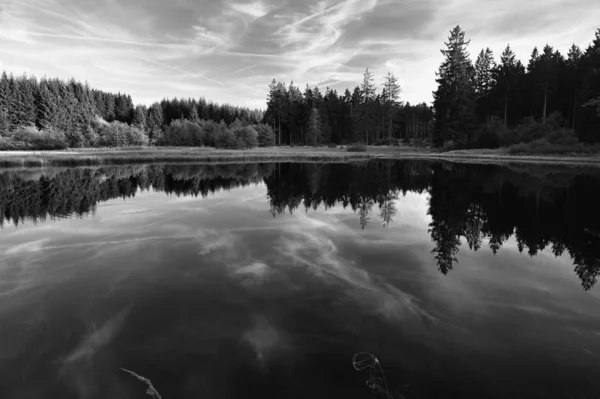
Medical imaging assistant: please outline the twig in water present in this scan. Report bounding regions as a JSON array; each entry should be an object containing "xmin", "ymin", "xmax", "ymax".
[
  {"xmin": 120, "ymin": 368, "xmax": 162, "ymax": 399},
  {"xmin": 352, "ymin": 352, "xmax": 394, "ymax": 398}
]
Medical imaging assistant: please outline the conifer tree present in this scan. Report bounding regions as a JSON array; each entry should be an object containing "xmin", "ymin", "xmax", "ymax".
[{"xmin": 432, "ymin": 25, "xmax": 476, "ymax": 146}]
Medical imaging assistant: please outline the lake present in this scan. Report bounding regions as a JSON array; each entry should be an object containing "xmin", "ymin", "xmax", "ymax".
[{"xmin": 0, "ymin": 160, "xmax": 599, "ymax": 399}]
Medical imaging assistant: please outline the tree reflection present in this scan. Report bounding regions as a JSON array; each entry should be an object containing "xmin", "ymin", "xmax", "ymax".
[{"xmin": 1, "ymin": 161, "xmax": 599, "ymax": 290}]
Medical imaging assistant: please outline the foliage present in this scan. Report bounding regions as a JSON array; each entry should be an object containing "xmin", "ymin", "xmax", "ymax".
[
  {"xmin": 215, "ymin": 127, "xmax": 238, "ymax": 149},
  {"xmin": 508, "ymin": 139, "xmax": 600, "ymax": 155},
  {"xmin": 233, "ymin": 126, "xmax": 259, "ymax": 149},
  {"xmin": 254, "ymin": 124, "xmax": 276, "ymax": 147},
  {"xmin": 347, "ymin": 143, "xmax": 367, "ymax": 152},
  {"xmin": 0, "ymin": 124, "xmax": 68, "ymax": 150},
  {"xmin": 94, "ymin": 121, "xmax": 149, "ymax": 147},
  {"xmin": 441, "ymin": 140, "xmax": 456, "ymax": 152},
  {"xmin": 433, "ymin": 25, "xmax": 477, "ymax": 146},
  {"xmin": 1, "ymin": 28, "xmax": 599, "ymax": 150},
  {"xmin": 472, "ymin": 119, "xmax": 505, "ymax": 148},
  {"xmin": 161, "ymin": 119, "xmax": 205, "ymax": 146}
]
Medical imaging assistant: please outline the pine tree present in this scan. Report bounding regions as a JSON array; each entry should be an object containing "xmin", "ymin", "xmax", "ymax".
[
  {"xmin": 566, "ymin": 44, "xmax": 583, "ymax": 128},
  {"xmin": 189, "ymin": 105, "xmax": 200, "ymax": 123},
  {"xmin": 0, "ymin": 72, "xmax": 9, "ymax": 133},
  {"xmin": 359, "ymin": 68, "xmax": 377, "ymax": 144},
  {"xmin": 493, "ymin": 45, "xmax": 524, "ymax": 127},
  {"xmin": 306, "ymin": 108, "xmax": 322, "ymax": 146},
  {"xmin": 132, "ymin": 105, "xmax": 147, "ymax": 129},
  {"xmin": 114, "ymin": 94, "xmax": 133, "ymax": 123},
  {"xmin": 432, "ymin": 25, "xmax": 476, "ymax": 146},
  {"xmin": 382, "ymin": 72, "xmax": 402, "ymax": 145},
  {"xmin": 36, "ymin": 83, "xmax": 55, "ymax": 129},
  {"xmin": 103, "ymin": 95, "xmax": 116, "ymax": 121},
  {"xmin": 474, "ymin": 48, "xmax": 496, "ymax": 121},
  {"xmin": 146, "ymin": 103, "xmax": 164, "ymax": 144}
]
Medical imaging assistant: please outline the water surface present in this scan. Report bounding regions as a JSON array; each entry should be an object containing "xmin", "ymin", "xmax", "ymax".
[{"xmin": 1, "ymin": 161, "xmax": 599, "ymax": 399}]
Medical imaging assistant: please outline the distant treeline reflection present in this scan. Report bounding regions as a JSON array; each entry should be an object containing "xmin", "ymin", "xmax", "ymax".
[{"xmin": 1, "ymin": 161, "xmax": 599, "ymax": 290}]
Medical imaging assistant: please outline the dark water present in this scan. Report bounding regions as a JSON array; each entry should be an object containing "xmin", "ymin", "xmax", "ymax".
[{"xmin": 0, "ymin": 161, "xmax": 599, "ymax": 399}]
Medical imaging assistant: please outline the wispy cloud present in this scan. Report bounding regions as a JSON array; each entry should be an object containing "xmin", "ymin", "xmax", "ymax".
[
  {"xmin": 274, "ymin": 212, "xmax": 434, "ymax": 323},
  {"xmin": 0, "ymin": 0, "xmax": 597, "ymax": 108}
]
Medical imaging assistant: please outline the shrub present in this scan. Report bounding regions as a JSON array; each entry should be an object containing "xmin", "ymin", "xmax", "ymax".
[
  {"xmin": 233, "ymin": 126, "xmax": 258, "ymax": 149},
  {"xmin": 546, "ymin": 128, "xmax": 579, "ymax": 146},
  {"xmin": 347, "ymin": 143, "xmax": 367, "ymax": 152},
  {"xmin": 162, "ymin": 119, "xmax": 205, "ymax": 146},
  {"xmin": 513, "ymin": 118, "xmax": 547, "ymax": 143},
  {"xmin": 215, "ymin": 127, "xmax": 238, "ymax": 149},
  {"xmin": 442, "ymin": 140, "xmax": 455, "ymax": 152},
  {"xmin": 95, "ymin": 121, "xmax": 149, "ymax": 147},
  {"xmin": 201, "ymin": 121, "xmax": 219, "ymax": 147},
  {"xmin": 255, "ymin": 124, "xmax": 276, "ymax": 147},
  {"xmin": 1, "ymin": 125, "xmax": 68, "ymax": 150},
  {"xmin": 508, "ymin": 138, "xmax": 600, "ymax": 155},
  {"xmin": 473, "ymin": 120, "xmax": 504, "ymax": 149}
]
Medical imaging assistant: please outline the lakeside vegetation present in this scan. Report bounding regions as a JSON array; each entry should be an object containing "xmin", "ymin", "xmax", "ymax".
[{"xmin": 0, "ymin": 28, "xmax": 599, "ymax": 155}]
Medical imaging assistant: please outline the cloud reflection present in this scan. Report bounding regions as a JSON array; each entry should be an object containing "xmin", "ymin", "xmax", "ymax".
[{"xmin": 274, "ymin": 212, "xmax": 434, "ymax": 323}]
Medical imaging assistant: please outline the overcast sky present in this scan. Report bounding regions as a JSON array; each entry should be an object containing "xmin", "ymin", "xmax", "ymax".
[{"xmin": 0, "ymin": 0, "xmax": 598, "ymax": 109}]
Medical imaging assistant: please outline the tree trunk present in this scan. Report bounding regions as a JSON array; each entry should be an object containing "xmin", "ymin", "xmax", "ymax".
[
  {"xmin": 504, "ymin": 91, "xmax": 508, "ymax": 128},
  {"xmin": 542, "ymin": 83, "xmax": 548, "ymax": 125},
  {"xmin": 388, "ymin": 108, "xmax": 393, "ymax": 146},
  {"xmin": 572, "ymin": 89, "xmax": 577, "ymax": 130}
]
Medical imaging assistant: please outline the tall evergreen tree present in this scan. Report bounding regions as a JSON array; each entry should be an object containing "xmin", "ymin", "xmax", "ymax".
[
  {"xmin": 382, "ymin": 72, "xmax": 402, "ymax": 145},
  {"xmin": 432, "ymin": 25, "xmax": 476, "ymax": 146},
  {"xmin": 474, "ymin": 48, "xmax": 496, "ymax": 122},
  {"xmin": 306, "ymin": 108, "xmax": 322, "ymax": 146},
  {"xmin": 493, "ymin": 45, "xmax": 525, "ymax": 127},
  {"xmin": 132, "ymin": 105, "xmax": 148, "ymax": 129}
]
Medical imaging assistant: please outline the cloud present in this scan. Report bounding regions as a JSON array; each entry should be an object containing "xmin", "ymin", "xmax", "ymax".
[
  {"xmin": 61, "ymin": 306, "xmax": 131, "ymax": 365},
  {"xmin": 234, "ymin": 261, "xmax": 270, "ymax": 285},
  {"xmin": 230, "ymin": 1, "xmax": 272, "ymax": 18},
  {"xmin": 5, "ymin": 239, "xmax": 50, "ymax": 255},
  {"xmin": 274, "ymin": 212, "xmax": 433, "ymax": 322},
  {"xmin": 241, "ymin": 315, "xmax": 287, "ymax": 366},
  {"xmin": 0, "ymin": 0, "xmax": 597, "ymax": 109}
]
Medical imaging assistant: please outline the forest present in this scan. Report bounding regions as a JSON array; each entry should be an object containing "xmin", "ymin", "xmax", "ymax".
[
  {"xmin": 264, "ymin": 27, "xmax": 600, "ymax": 150},
  {"xmin": 1, "ymin": 161, "xmax": 599, "ymax": 291},
  {"xmin": 0, "ymin": 27, "xmax": 599, "ymax": 151}
]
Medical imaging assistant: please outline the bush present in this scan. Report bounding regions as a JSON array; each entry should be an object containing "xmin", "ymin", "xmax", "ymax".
[
  {"xmin": 201, "ymin": 121, "xmax": 219, "ymax": 147},
  {"xmin": 513, "ymin": 118, "xmax": 547, "ymax": 144},
  {"xmin": 95, "ymin": 121, "xmax": 149, "ymax": 147},
  {"xmin": 546, "ymin": 128, "xmax": 579, "ymax": 146},
  {"xmin": 0, "ymin": 125, "xmax": 68, "ymax": 150},
  {"xmin": 347, "ymin": 143, "xmax": 367, "ymax": 152},
  {"xmin": 508, "ymin": 138, "xmax": 600, "ymax": 155},
  {"xmin": 215, "ymin": 128, "xmax": 238, "ymax": 149},
  {"xmin": 233, "ymin": 126, "xmax": 258, "ymax": 149},
  {"xmin": 255, "ymin": 124, "xmax": 276, "ymax": 147},
  {"xmin": 162, "ymin": 119, "xmax": 205, "ymax": 146},
  {"xmin": 442, "ymin": 140, "xmax": 455, "ymax": 152},
  {"xmin": 473, "ymin": 120, "xmax": 504, "ymax": 149}
]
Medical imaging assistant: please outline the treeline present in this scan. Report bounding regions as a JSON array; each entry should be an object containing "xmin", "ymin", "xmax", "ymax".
[
  {"xmin": 264, "ymin": 27, "xmax": 600, "ymax": 149},
  {"xmin": 0, "ymin": 72, "xmax": 266, "ymax": 150},
  {"xmin": 1, "ymin": 161, "xmax": 599, "ymax": 290},
  {"xmin": 433, "ymin": 26, "xmax": 600, "ymax": 148},
  {"xmin": 264, "ymin": 75, "xmax": 433, "ymax": 146}
]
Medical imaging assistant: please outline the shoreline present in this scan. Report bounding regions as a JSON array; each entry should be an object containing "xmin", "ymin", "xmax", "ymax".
[{"xmin": 0, "ymin": 146, "xmax": 600, "ymax": 167}]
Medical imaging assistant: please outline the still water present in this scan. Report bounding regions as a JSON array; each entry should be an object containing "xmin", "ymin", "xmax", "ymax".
[{"xmin": 0, "ymin": 161, "xmax": 599, "ymax": 399}]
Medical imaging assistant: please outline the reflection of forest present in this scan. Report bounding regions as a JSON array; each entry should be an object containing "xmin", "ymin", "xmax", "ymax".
[{"xmin": 1, "ymin": 161, "xmax": 599, "ymax": 290}]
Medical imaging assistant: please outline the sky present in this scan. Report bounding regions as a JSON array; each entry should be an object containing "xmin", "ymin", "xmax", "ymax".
[{"xmin": 0, "ymin": 0, "xmax": 598, "ymax": 110}]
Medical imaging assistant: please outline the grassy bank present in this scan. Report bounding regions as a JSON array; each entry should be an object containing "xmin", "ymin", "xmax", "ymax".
[{"xmin": 1, "ymin": 146, "xmax": 600, "ymax": 167}]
